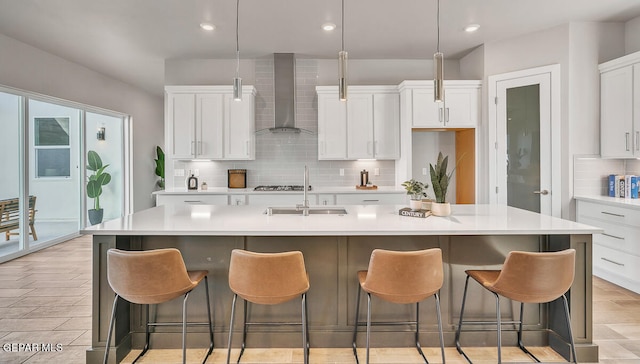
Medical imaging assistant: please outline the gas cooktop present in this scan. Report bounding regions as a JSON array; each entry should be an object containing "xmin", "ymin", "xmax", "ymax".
[{"xmin": 253, "ymin": 185, "xmax": 312, "ymax": 191}]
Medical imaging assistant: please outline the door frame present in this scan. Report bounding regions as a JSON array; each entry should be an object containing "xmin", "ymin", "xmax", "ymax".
[{"xmin": 488, "ymin": 64, "xmax": 561, "ymax": 217}]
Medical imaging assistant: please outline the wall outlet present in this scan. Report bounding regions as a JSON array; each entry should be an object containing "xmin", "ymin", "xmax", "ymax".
[
  {"xmin": 339, "ymin": 168, "xmax": 344, "ymax": 176},
  {"xmin": 174, "ymin": 169, "xmax": 185, "ymax": 177},
  {"xmin": 374, "ymin": 168, "xmax": 380, "ymax": 176},
  {"xmin": 422, "ymin": 168, "xmax": 427, "ymax": 175},
  {"xmin": 193, "ymin": 169, "xmax": 199, "ymax": 176}
]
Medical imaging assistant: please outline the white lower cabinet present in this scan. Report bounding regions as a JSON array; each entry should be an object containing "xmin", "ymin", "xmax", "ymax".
[
  {"xmin": 317, "ymin": 194, "xmax": 335, "ymax": 206},
  {"xmin": 336, "ymin": 193, "xmax": 405, "ymax": 205},
  {"xmin": 248, "ymin": 194, "xmax": 305, "ymax": 206},
  {"xmin": 576, "ymin": 199, "xmax": 640, "ymax": 293},
  {"xmin": 156, "ymin": 194, "xmax": 228, "ymax": 206}
]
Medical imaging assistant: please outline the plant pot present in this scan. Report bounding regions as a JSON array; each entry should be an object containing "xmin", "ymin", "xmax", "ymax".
[
  {"xmin": 88, "ymin": 209, "xmax": 104, "ymax": 225},
  {"xmin": 430, "ymin": 202, "xmax": 451, "ymax": 216},
  {"xmin": 409, "ymin": 199, "xmax": 422, "ymax": 211}
]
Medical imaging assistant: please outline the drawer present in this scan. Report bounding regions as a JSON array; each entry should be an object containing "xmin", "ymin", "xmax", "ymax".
[
  {"xmin": 336, "ymin": 193, "xmax": 405, "ymax": 205},
  {"xmin": 593, "ymin": 244, "xmax": 640, "ymax": 283},
  {"xmin": 156, "ymin": 194, "xmax": 228, "ymax": 205},
  {"xmin": 247, "ymin": 194, "xmax": 304, "ymax": 206},
  {"xmin": 580, "ymin": 215, "xmax": 640, "ymax": 256},
  {"xmin": 577, "ymin": 200, "xmax": 640, "ymax": 226}
]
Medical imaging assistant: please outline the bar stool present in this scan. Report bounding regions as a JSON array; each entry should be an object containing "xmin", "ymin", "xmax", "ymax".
[
  {"xmin": 352, "ymin": 248, "xmax": 445, "ymax": 364},
  {"xmin": 103, "ymin": 248, "xmax": 214, "ymax": 364},
  {"xmin": 455, "ymin": 249, "xmax": 577, "ymax": 363},
  {"xmin": 226, "ymin": 249, "xmax": 310, "ymax": 364}
]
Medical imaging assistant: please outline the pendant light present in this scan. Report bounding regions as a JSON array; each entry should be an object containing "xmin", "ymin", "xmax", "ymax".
[
  {"xmin": 338, "ymin": 0, "xmax": 348, "ymax": 101},
  {"xmin": 433, "ymin": 0, "xmax": 444, "ymax": 103},
  {"xmin": 233, "ymin": 0, "xmax": 242, "ymax": 101}
]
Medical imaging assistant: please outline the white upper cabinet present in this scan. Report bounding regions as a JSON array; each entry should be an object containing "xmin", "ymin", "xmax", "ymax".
[
  {"xmin": 317, "ymin": 92, "xmax": 348, "ymax": 160},
  {"xmin": 317, "ymin": 86, "xmax": 400, "ymax": 160},
  {"xmin": 399, "ymin": 80, "xmax": 481, "ymax": 128},
  {"xmin": 165, "ymin": 86, "xmax": 256, "ymax": 160},
  {"xmin": 599, "ymin": 52, "xmax": 640, "ymax": 158}
]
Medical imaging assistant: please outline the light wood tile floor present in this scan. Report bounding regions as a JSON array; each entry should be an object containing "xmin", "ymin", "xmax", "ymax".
[{"xmin": 0, "ymin": 235, "xmax": 638, "ymax": 363}]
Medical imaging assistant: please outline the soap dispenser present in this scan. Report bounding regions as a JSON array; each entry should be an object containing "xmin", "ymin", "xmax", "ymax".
[{"xmin": 187, "ymin": 172, "xmax": 198, "ymax": 191}]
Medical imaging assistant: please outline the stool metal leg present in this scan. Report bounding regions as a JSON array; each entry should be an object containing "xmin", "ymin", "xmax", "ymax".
[
  {"xmin": 352, "ymin": 283, "xmax": 362, "ymax": 364},
  {"xmin": 455, "ymin": 275, "xmax": 472, "ymax": 363},
  {"xmin": 226, "ymin": 294, "xmax": 238, "ymax": 364},
  {"xmin": 494, "ymin": 292, "xmax": 502, "ymax": 364},
  {"xmin": 414, "ymin": 302, "xmax": 429, "ymax": 363},
  {"xmin": 366, "ymin": 292, "xmax": 372, "ymax": 364},
  {"xmin": 562, "ymin": 294, "xmax": 579, "ymax": 364},
  {"xmin": 182, "ymin": 291, "xmax": 191, "ymax": 364},
  {"xmin": 302, "ymin": 293, "xmax": 309, "ymax": 364},
  {"xmin": 517, "ymin": 302, "xmax": 541, "ymax": 362},
  {"xmin": 103, "ymin": 294, "xmax": 119, "ymax": 364},
  {"xmin": 203, "ymin": 276, "xmax": 214, "ymax": 364},
  {"xmin": 237, "ymin": 299, "xmax": 249, "ymax": 363},
  {"xmin": 305, "ymin": 293, "xmax": 310, "ymax": 357},
  {"xmin": 131, "ymin": 304, "xmax": 151, "ymax": 363},
  {"xmin": 435, "ymin": 293, "xmax": 446, "ymax": 364}
]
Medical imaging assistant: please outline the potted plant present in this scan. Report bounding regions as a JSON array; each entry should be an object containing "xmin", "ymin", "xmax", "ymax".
[
  {"xmin": 429, "ymin": 152, "xmax": 456, "ymax": 216},
  {"xmin": 154, "ymin": 146, "xmax": 165, "ymax": 189},
  {"xmin": 401, "ymin": 178, "xmax": 428, "ymax": 211},
  {"xmin": 86, "ymin": 150, "xmax": 111, "ymax": 225}
]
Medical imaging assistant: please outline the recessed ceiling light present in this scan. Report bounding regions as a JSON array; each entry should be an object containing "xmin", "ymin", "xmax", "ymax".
[
  {"xmin": 464, "ymin": 24, "xmax": 480, "ymax": 33},
  {"xmin": 321, "ymin": 23, "xmax": 336, "ymax": 31},
  {"xmin": 200, "ymin": 22, "xmax": 215, "ymax": 31}
]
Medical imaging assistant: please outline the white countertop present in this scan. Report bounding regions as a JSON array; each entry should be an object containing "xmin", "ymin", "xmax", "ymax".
[
  {"xmin": 574, "ymin": 195, "xmax": 640, "ymax": 211},
  {"xmin": 82, "ymin": 204, "xmax": 602, "ymax": 237},
  {"xmin": 153, "ymin": 186, "xmax": 406, "ymax": 195}
]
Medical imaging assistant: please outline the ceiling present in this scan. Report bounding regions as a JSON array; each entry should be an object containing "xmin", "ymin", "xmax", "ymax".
[{"xmin": 1, "ymin": 0, "xmax": 640, "ymax": 96}]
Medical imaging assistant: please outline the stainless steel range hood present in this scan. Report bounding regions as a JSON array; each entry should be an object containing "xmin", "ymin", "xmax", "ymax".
[{"xmin": 269, "ymin": 53, "xmax": 301, "ymax": 133}]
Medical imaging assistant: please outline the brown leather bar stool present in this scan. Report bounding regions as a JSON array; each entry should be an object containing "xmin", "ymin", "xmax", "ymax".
[
  {"xmin": 226, "ymin": 249, "xmax": 310, "ymax": 364},
  {"xmin": 352, "ymin": 248, "xmax": 445, "ymax": 364},
  {"xmin": 103, "ymin": 248, "xmax": 214, "ymax": 364},
  {"xmin": 455, "ymin": 249, "xmax": 578, "ymax": 364}
]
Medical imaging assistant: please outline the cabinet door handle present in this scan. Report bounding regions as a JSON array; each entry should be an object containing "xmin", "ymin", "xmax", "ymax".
[
  {"xmin": 191, "ymin": 141, "xmax": 195, "ymax": 155},
  {"xmin": 363, "ymin": 199, "xmax": 379, "ymax": 202},
  {"xmin": 198, "ymin": 141, "xmax": 202, "ymax": 155},
  {"xmin": 626, "ymin": 132, "xmax": 630, "ymax": 151},
  {"xmin": 601, "ymin": 257, "xmax": 625, "ymax": 266},
  {"xmin": 445, "ymin": 107, "xmax": 450, "ymax": 123},
  {"xmin": 602, "ymin": 232, "xmax": 625, "ymax": 240},
  {"xmin": 601, "ymin": 211, "xmax": 624, "ymax": 218},
  {"xmin": 184, "ymin": 200, "xmax": 202, "ymax": 204},
  {"xmin": 439, "ymin": 108, "xmax": 444, "ymax": 123},
  {"xmin": 636, "ymin": 131, "xmax": 639, "ymax": 151},
  {"xmin": 320, "ymin": 141, "xmax": 325, "ymax": 156}
]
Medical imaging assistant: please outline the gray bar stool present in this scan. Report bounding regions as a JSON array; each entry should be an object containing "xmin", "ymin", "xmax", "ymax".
[
  {"xmin": 226, "ymin": 249, "xmax": 310, "ymax": 364},
  {"xmin": 455, "ymin": 249, "xmax": 578, "ymax": 363},
  {"xmin": 103, "ymin": 248, "xmax": 214, "ymax": 364},
  {"xmin": 352, "ymin": 248, "xmax": 446, "ymax": 364}
]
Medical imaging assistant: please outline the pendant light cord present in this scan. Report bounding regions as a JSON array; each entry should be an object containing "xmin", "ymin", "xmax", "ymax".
[
  {"xmin": 436, "ymin": 0, "xmax": 440, "ymax": 53},
  {"xmin": 341, "ymin": 0, "xmax": 345, "ymax": 51},
  {"xmin": 235, "ymin": 0, "xmax": 240, "ymax": 77}
]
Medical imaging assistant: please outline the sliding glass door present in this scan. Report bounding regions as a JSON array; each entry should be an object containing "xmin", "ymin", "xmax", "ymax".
[
  {"xmin": 0, "ymin": 91, "xmax": 22, "ymax": 257},
  {"xmin": 0, "ymin": 87, "xmax": 128, "ymax": 262},
  {"xmin": 28, "ymin": 99, "xmax": 81, "ymax": 247}
]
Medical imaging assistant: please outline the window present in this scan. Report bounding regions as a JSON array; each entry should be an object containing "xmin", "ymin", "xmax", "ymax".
[{"xmin": 34, "ymin": 117, "xmax": 70, "ymax": 178}]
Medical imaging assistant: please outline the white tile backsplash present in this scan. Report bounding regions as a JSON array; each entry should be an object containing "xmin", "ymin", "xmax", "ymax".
[
  {"xmin": 170, "ymin": 57, "xmax": 396, "ymax": 189},
  {"xmin": 573, "ymin": 156, "xmax": 625, "ymax": 196}
]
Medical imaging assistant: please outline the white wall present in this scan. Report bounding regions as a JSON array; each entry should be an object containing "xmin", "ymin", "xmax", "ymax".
[
  {"xmin": 0, "ymin": 33, "xmax": 163, "ymax": 212},
  {"xmin": 625, "ymin": 15, "xmax": 640, "ymax": 54}
]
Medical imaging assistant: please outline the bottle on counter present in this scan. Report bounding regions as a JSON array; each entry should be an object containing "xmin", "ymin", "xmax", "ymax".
[
  {"xmin": 201, "ymin": 181, "xmax": 208, "ymax": 190},
  {"xmin": 187, "ymin": 173, "xmax": 198, "ymax": 190}
]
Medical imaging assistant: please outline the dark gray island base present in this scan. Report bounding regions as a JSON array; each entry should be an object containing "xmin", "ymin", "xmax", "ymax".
[{"xmin": 83, "ymin": 204, "xmax": 599, "ymax": 363}]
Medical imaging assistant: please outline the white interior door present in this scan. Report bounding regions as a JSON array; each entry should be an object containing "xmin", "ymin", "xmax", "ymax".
[{"xmin": 489, "ymin": 65, "xmax": 561, "ymax": 216}]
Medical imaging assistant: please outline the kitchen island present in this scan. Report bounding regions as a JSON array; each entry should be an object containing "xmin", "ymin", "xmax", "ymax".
[{"xmin": 83, "ymin": 204, "xmax": 601, "ymax": 363}]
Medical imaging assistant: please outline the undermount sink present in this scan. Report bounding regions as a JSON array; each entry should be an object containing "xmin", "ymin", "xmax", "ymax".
[{"xmin": 265, "ymin": 207, "xmax": 348, "ymax": 215}]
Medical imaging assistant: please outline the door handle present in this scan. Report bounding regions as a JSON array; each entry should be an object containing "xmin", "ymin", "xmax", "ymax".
[
  {"xmin": 626, "ymin": 132, "xmax": 630, "ymax": 151},
  {"xmin": 533, "ymin": 190, "xmax": 549, "ymax": 195}
]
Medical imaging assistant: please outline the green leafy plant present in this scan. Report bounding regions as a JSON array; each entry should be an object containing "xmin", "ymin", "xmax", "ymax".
[
  {"xmin": 429, "ymin": 152, "xmax": 457, "ymax": 203},
  {"xmin": 154, "ymin": 146, "xmax": 165, "ymax": 189},
  {"xmin": 401, "ymin": 179, "xmax": 428, "ymax": 200},
  {"xmin": 86, "ymin": 150, "xmax": 111, "ymax": 210}
]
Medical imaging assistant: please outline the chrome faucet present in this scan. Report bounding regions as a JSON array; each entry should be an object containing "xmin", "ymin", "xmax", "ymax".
[{"xmin": 297, "ymin": 165, "xmax": 310, "ymax": 216}]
